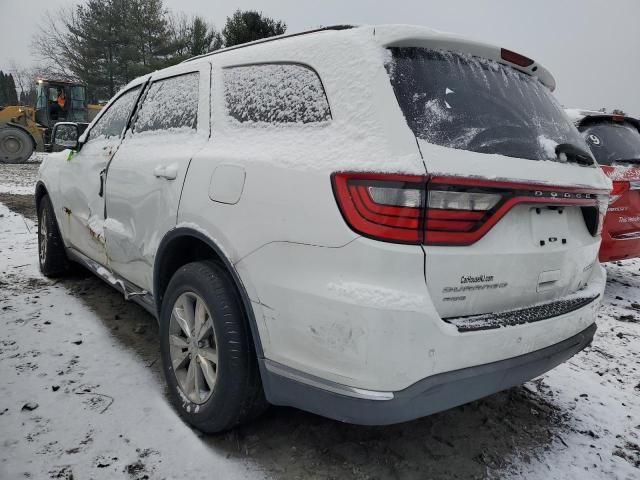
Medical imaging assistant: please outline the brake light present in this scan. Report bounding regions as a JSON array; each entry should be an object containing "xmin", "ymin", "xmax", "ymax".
[
  {"xmin": 332, "ymin": 173, "xmax": 425, "ymax": 243},
  {"xmin": 609, "ymin": 180, "xmax": 630, "ymax": 204},
  {"xmin": 501, "ymin": 48, "xmax": 535, "ymax": 68},
  {"xmin": 424, "ymin": 186, "xmax": 501, "ymax": 245},
  {"xmin": 332, "ymin": 173, "xmax": 608, "ymax": 245}
]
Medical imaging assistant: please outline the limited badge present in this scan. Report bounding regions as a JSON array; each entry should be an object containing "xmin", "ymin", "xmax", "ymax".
[{"xmin": 587, "ymin": 133, "xmax": 602, "ymax": 147}]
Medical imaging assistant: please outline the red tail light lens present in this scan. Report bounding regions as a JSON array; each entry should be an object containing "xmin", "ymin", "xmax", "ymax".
[
  {"xmin": 332, "ymin": 173, "xmax": 426, "ymax": 243},
  {"xmin": 332, "ymin": 173, "xmax": 608, "ymax": 245},
  {"xmin": 424, "ymin": 187, "xmax": 502, "ymax": 245}
]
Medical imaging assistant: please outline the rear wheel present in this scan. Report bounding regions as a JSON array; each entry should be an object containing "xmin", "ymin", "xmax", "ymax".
[
  {"xmin": 37, "ymin": 194, "xmax": 70, "ymax": 277},
  {"xmin": 160, "ymin": 261, "xmax": 267, "ymax": 433},
  {"xmin": 0, "ymin": 127, "xmax": 34, "ymax": 163}
]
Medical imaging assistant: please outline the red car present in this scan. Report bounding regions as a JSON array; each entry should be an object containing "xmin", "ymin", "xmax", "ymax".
[{"xmin": 568, "ymin": 109, "xmax": 640, "ymax": 262}]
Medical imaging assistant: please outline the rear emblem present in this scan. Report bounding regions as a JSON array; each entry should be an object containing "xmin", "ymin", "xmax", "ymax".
[{"xmin": 587, "ymin": 134, "xmax": 602, "ymax": 147}]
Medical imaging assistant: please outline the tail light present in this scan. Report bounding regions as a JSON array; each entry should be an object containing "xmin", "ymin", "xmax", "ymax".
[
  {"xmin": 332, "ymin": 173, "xmax": 609, "ymax": 245},
  {"xmin": 609, "ymin": 180, "xmax": 630, "ymax": 204},
  {"xmin": 331, "ymin": 173, "xmax": 425, "ymax": 243}
]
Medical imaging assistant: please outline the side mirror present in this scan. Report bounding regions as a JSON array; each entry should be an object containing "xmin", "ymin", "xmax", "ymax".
[{"xmin": 51, "ymin": 122, "xmax": 79, "ymax": 152}]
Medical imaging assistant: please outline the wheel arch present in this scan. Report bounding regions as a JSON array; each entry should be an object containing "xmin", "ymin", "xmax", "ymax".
[
  {"xmin": 154, "ymin": 227, "xmax": 264, "ymax": 357},
  {"xmin": 35, "ymin": 180, "xmax": 49, "ymax": 209},
  {"xmin": 35, "ymin": 181, "xmax": 68, "ymax": 249}
]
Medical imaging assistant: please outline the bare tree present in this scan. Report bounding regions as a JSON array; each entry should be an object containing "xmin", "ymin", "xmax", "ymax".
[
  {"xmin": 7, "ymin": 61, "xmax": 38, "ymax": 96},
  {"xmin": 6, "ymin": 60, "xmax": 40, "ymax": 105},
  {"xmin": 30, "ymin": 8, "xmax": 83, "ymax": 82}
]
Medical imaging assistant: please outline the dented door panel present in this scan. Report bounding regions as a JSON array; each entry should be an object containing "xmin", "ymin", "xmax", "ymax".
[
  {"xmin": 58, "ymin": 136, "xmax": 118, "ymax": 265},
  {"xmin": 104, "ymin": 63, "xmax": 211, "ymax": 291}
]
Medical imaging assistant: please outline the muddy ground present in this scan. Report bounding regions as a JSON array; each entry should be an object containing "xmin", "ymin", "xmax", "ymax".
[
  {"xmin": 1, "ymin": 162, "xmax": 638, "ymax": 479},
  {"xmin": 0, "ymin": 192, "xmax": 36, "ymax": 220},
  {"xmin": 1, "ymin": 256, "xmax": 576, "ymax": 479},
  {"xmin": 2, "ymin": 216, "xmax": 564, "ymax": 479},
  {"xmin": 0, "ymin": 162, "xmax": 40, "ymax": 220}
]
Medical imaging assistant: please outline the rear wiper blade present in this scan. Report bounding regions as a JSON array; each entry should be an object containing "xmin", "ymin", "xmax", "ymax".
[{"xmin": 555, "ymin": 143, "xmax": 595, "ymax": 166}]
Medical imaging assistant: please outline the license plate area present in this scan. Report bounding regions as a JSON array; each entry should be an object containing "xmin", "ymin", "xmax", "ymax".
[{"xmin": 531, "ymin": 206, "xmax": 570, "ymax": 248}]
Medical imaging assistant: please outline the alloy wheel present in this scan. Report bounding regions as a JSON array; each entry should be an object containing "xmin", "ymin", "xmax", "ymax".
[
  {"xmin": 39, "ymin": 208, "xmax": 48, "ymax": 264},
  {"xmin": 169, "ymin": 292, "xmax": 219, "ymax": 404}
]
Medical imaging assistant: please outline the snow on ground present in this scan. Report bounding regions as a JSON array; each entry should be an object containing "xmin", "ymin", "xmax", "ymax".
[
  {"xmin": 0, "ymin": 153, "xmax": 44, "ymax": 195},
  {"xmin": 504, "ymin": 260, "xmax": 640, "ymax": 479},
  {"xmin": 0, "ymin": 163, "xmax": 639, "ymax": 479},
  {"xmin": 0, "ymin": 204, "xmax": 262, "ymax": 479}
]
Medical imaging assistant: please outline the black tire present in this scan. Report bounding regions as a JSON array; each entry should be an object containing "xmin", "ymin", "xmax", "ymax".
[
  {"xmin": 0, "ymin": 127, "xmax": 34, "ymax": 163},
  {"xmin": 160, "ymin": 260, "xmax": 268, "ymax": 433},
  {"xmin": 37, "ymin": 194, "xmax": 70, "ymax": 277}
]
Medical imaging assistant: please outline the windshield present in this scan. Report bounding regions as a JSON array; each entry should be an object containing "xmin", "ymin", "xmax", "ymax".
[
  {"xmin": 580, "ymin": 121, "xmax": 640, "ymax": 165},
  {"xmin": 386, "ymin": 48, "xmax": 591, "ymax": 163}
]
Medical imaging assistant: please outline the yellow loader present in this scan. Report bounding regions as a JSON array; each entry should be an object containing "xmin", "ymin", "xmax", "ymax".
[{"xmin": 0, "ymin": 79, "xmax": 102, "ymax": 163}]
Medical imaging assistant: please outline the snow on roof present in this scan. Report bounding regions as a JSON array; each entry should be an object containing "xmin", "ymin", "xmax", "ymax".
[{"xmin": 183, "ymin": 24, "xmax": 556, "ymax": 90}]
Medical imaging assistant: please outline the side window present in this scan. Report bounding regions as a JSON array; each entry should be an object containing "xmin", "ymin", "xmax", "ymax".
[
  {"xmin": 89, "ymin": 87, "xmax": 141, "ymax": 140},
  {"xmin": 224, "ymin": 64, "xmax": 331, "ymax": 124},
  {"xmin": 132, "ymin": 73, "xmax": 199, "ymax": 134}
]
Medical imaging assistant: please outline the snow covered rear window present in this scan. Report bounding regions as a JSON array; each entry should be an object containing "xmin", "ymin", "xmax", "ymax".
[
  {"xmin": 133, "ymin": 73, "xmax": 199, "ymax": 134},
  {"xmin": 580, "ymin": 121, "xmax": 640, "ymax": 166},
  {"xmin": 386, "ymin": 48, "xmax": 590, "ymax": 163},
  {"xmin": 224, "ymin": 64, "xmax": 331, "ymax": 124},
  {"xmin": 89, "ymin": 87, "xmax": 141, "ymax": 140}
]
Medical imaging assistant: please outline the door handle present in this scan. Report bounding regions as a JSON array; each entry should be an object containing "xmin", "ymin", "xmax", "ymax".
[{"xmin": 153, "ymin": 164, "xmax": 178, "ymax": 180}]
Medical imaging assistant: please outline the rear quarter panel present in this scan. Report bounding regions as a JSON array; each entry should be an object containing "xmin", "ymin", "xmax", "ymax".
[{"xmin": 177, "ymin": 29, "xmax": 425, "ymax": 263}]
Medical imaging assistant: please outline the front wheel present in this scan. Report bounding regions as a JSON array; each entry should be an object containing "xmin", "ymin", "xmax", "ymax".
[
  {"xmin": 160, "ymin": 261, "xmax": 267, "ymax": 433},
  {"xmin": 37, "ymin": 194, "xmax": 70, "ymax": 277}
]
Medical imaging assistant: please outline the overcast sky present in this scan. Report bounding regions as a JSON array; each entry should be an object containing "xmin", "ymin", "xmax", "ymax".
[{"xmin": 1, "ymin": 0, "xmax": 638, "ymax": 113}]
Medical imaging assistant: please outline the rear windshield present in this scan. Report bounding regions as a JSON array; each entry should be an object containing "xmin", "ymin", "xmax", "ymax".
[
  {"xmin": 386, "ymin": 48, "xmax": 590, "ymax": 163},
  {"xmin": 580, "ymin": 121, "xmax": 640, "ymax": 166}
]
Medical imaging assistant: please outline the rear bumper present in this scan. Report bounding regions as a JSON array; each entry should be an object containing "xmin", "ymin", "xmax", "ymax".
[
  {"xmin": 261, "ymin": 323, "xmax": 596, "ymax": 425},
  {"xmin": 240, "ymin": 238, "xmax": 605, "ymax": 392}
]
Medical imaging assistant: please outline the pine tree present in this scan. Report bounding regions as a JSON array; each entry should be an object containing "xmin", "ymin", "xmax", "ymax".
[
  {"xmin": 129, "ymin": 0, "xmax": 174, "ymax": 77},
  {"xmin": 32, "ymin": 0, "xmax": 231, "ymax": 100},
  {"xmin": 189, "ymin": 16, "xmax": 222, "ymax": 56},
  {"xmin": 222, "ymin": 10, "xmax": 286, "ymax": 47},
  {"xmin": 167, "ymin": 14, "xmax": 222, "ymax": 62},
  {"xmin": 0, "ymin": 72, "xmax": 7, "ymax": 106},
  {"xmin": 6, "ymin": 74, "xmax": 19, "ymax": 105},
  {"xmin": 68, "ymin": 0, "xmax": 128, "ymax": 98}
]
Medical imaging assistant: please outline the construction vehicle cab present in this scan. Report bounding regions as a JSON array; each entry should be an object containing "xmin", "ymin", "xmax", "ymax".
[
  {"xmin": 35, "ymin": 79, "xmax": 88, "ymax": 139},
  {"xmin": 1, "ymin": 79, "xmax": 92, "ymax": 163}
]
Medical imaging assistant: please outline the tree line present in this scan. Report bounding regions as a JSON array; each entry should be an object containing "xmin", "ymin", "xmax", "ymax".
[
  {"xmin": 26, "ymin": 0, "xmax": 286, "ymax": 102},
  {"xmin": 0, "ymin": 72, "xmax": 19, "ymax": 107}
]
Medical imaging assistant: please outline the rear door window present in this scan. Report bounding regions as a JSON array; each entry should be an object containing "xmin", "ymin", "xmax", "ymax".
[
  {"xmin": 387, "ymin": 48, "xmax": 589, "ymax": 162},
  {"xmin": 132, "ymin": 72, "xmax": 200, "ymax": 134},
  {"xmin": 224, "ymin": 63, "xmax": 331, "ymax": 124},
  {"xmin": 581, "ymin": 121, "xmax": 640, "ymax": 166}
]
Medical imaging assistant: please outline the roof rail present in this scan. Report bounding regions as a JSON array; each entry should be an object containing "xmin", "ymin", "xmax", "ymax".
[{"xmin": 182, "ymin": 25, "xmax": 355, "ymax": 64}]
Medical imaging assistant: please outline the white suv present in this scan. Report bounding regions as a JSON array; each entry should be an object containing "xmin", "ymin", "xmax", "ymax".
[{"xmin": 36, "ymin": 25, "xmax": 610, "ymax": 432}]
